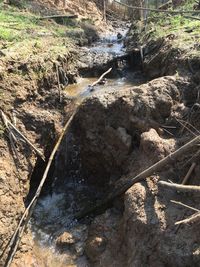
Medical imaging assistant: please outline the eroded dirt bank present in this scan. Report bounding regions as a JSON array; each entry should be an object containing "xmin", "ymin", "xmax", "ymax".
[{"xmin": 53, "ymin": 75, "xmax": 200, "ymax": 267}]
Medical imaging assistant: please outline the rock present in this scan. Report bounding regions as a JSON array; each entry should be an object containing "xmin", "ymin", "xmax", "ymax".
[
  {"xmin": 140, "ymin": 128, "xmax": 175, "ymax": 161},
  {"xmin": 117, "ymin": 32, "xmax": 123, "ymax": 40},
  {"xmin": 56, "ymin": 232, "xmax": 75, "ymax": 249},
  {"xmin": 85, "ymin": 236, "xmax": 107, "ymax": 261},
  {"xmin": 117, "ymin": 127, "xmax": 132, "ymax": 150}
]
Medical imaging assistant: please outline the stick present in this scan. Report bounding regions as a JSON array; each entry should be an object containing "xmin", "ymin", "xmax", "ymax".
[
  {"xmin": 4, "ymin": 223, "xmax": 26, "ymax": 267},
  {"xmin": 171, "ymin": 200, "xmax": 200, "ymax": 212},
  {"xmin": 56, "ymin": 65, "xmax": 62, "ymax": 103},
  {"xmin": 176, "ymin": 118, "xmax": 197, "ymax": 137},
  {"xmin": 114, "ymin": 0, "xmax": 200, "ymax": 14},
  {"xmin": 91, "ymin": 68, "xmax": 112, "ymax": 87},
  {"xmin": 1, "ymin": 111, "xmax": 45, "ymax": 161},
  {"xmin": 158, "ymin": 181, "xmax": 200, "ymax": 193},
  {"xmin": 182, "ymin": 162, "xmax": 196, "ymax": 185},
  {"xmin": 183, "ymin": 15, "xmax": 200, "ymax": 21},
  {"xmin": 3, "ymin": 109, "xmax": 77, "ymax": 267},
  {"xmin": 75, "ymin": 134, "xmax": 200, "ymax": 219},
  {"xmin": 175, "ymin": 212, "xmax": 200, "ymax": 225}
]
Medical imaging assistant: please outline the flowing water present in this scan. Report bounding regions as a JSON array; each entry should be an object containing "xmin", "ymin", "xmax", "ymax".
[{"xmin": 30, "ymin": 33, "xmax": 144, "ymax": 267}]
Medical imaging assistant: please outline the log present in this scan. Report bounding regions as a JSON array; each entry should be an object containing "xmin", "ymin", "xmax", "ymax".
[
  {"xmin": 39, "ymin": 14, "xmax": 78, "ymax": 20},
  {"xmin": 158, "ymin": 181, "xmax": 200, "ymax": 193},
  {"xmin": 75, "ymin": 134, "xmax": 200, "ymax": 219}
]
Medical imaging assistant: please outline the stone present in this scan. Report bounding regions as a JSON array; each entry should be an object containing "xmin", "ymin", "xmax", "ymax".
[
  {"xmin": 117, "ymin": 127, "xmax": 132, "ymax": 150},
  {"xmin": 56, "ymin": 232, "xmax": 75, "ymax": 249},
  {"xmin": 85, "ymin": 236, "xmax": 107, "ymax": 261}
]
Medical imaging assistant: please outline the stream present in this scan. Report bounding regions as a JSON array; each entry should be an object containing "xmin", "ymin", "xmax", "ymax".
[{"xmin": 30, "ymin": 32, "xmax": 145, "ymax": 267}]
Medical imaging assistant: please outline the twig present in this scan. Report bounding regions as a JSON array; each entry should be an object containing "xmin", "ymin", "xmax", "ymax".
[
  {"xmin": 75, "ymin": 133, "xmax": 200, "ymax": 219},
  {"xmin": 176, "ymin": 118, "xmax": 197, "ymax": 137},
  {"xmin": 182, "ymin": 162, "xmax": 196, "ymax": 185},
  {"xmin": 161, "ymin": 125, "xmax": 176, "ymax": 129},
  {"xmin": 158, "ymin": 180, "xmax": 200, "ymax": 193},
  {"xmin": 175, "ymin": 211, "xmax": 200, "ymax": 225},
  {"xmin": 183, "ymin": 15, "xmax": 200, "ymax": 21},
  {"xmin": 178, "ymin": 118, "xmax": 200, "ymax": 135},
  {"xmin": 91, "ymin": 68, "xmax": 112, "ymax": 87},
  {"xmin": 162, "ymin": 128, "xmax": 174, "ymax": 136},
  {"xmin": 1, "ymin": 110, "xmax": 45, "ymax": 161},
  {"xmin": 171, "ymin": 200, "xmax": 200, "ymax": 212},
  {"xmin": 56, "ymin": 65, "xmax": 62, "ymax": 103}
]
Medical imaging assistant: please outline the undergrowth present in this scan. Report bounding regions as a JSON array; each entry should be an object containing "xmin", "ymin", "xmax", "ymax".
[
  {"xmin": 141, "ymin": 0, "xmax": 200, "ymax": 57},
  {"xmin": 0, "ymin": 3, "xmax": 81, "ymax": 42}
]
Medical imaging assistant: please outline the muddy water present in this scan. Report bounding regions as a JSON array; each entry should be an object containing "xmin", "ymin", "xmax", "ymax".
[
  {"xmin": 31, "ymin": 34, "xmax": 144, "ymax": 267},
  {"xmin": 65, "ymin": 71, "xmax": 143, "ymax": 99}
]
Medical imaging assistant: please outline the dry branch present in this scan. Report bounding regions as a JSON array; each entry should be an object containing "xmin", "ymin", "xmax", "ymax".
[
  {"xmin": 114, "ymin": 0, "xmax": 200, "ymax": 14},
  {"xmin": 91, "ymin": 67, "xmax": 112, "ymax": 88},
  {"xmin": 183, "ymin": 15, "xmax": 200, "ymax": 21},
  {"xmin": 56, "ymin": 64, "xmax": 62, "ymax": 103},
  {"xmin": 182, "ymin": 162, "xmax": 196, "ymax": 185},
  {"xmin": 171, "ymin": 200, "xmax": 200, "ymax": 212},
  {"xmin": 175, "ymin": 212, "xmax": 200, "ymax": 225},
  {"xmin": 158, "ymin": 181, "xmax": 200, "ymax": 193},
  {"xmin": 75, "ymin": 134, "xmax": 200, "ymax": 219},
  {"xmin": 1, "ymin": 110, "xmax": 45, "ymax": 161}
]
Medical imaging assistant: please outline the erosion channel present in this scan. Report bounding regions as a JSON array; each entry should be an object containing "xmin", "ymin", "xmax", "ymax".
[
  {"xmin": 2, "ymin": 15, "xmax": 200, "ymax": 267},
  {"xmin": 29, "ymin": 33, "xmax": 144, "ymax": 267}
]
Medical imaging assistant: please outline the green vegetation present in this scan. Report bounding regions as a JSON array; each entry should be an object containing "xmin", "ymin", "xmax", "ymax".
[
  {"xmin": 0, "ymin": 3, "xmax": 81, "ymax": 42},
  {"xmin": 140, "ymin": 0, "xmax": 200, "ymax": 57}
]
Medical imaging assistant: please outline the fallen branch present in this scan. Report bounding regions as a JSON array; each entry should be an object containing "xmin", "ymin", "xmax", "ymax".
[
  {"xmin": 75, "ymin": 133, "xmax": 200, "ymax": 219},
  {"xmin": 56, "ymin": 64, "xmax": 62, "ymax": 103},
  {"xmin": 158, "ymin": 181, "xmax": 200, "ymax": 193},
  {"xmin": 1, "ymin": 110, "xmax": 45, "ymax": 161},
  {"xmin": 171, "ymin": 200, "xmax": 200, "ymax": 212},
  {"xmin": 175, "ymin": 211, "xmax": 200, "ymax": 225},
  {"xmin": 91, "ymin": 67, "xmax": 112, "ymax": 88},
  {"xmin": 3, "ymin": 110, "xmax": 77, "ymax": 267},
  {"xmin": 114, "ymin": 0, "xmax": 200, "ymax": 14},
  {"xmin": 39, "ymin": 14, "xmax": 78, "ymax": 20},
  {"xmin": 183, "ymin": 15, "xmax": 200, "ymax": 21},
  {"xmin": 182, "ymin": 162, "xmax": 196, "ymax": 185}
]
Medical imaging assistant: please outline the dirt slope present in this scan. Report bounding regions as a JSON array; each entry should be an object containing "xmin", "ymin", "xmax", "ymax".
[{"xmin": 65, "ymin": 75, "xmax": 200, "ymax": 266}]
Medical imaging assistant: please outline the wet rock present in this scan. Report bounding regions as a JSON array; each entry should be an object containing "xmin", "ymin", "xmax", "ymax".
[
  {"xmin": 74, "ymin": 242, "xmax": 85, "ymax": 256},
  {"xmin": 85, "ymin": 236, "xmax": 107, "ymax": 261},
  {"xmin": 117, "ymin": 32, "xmax": 123, "ymax": 40},
  {"xmin": 56, "ymin": 232, "xmax": 75, "ymax": 249}
]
